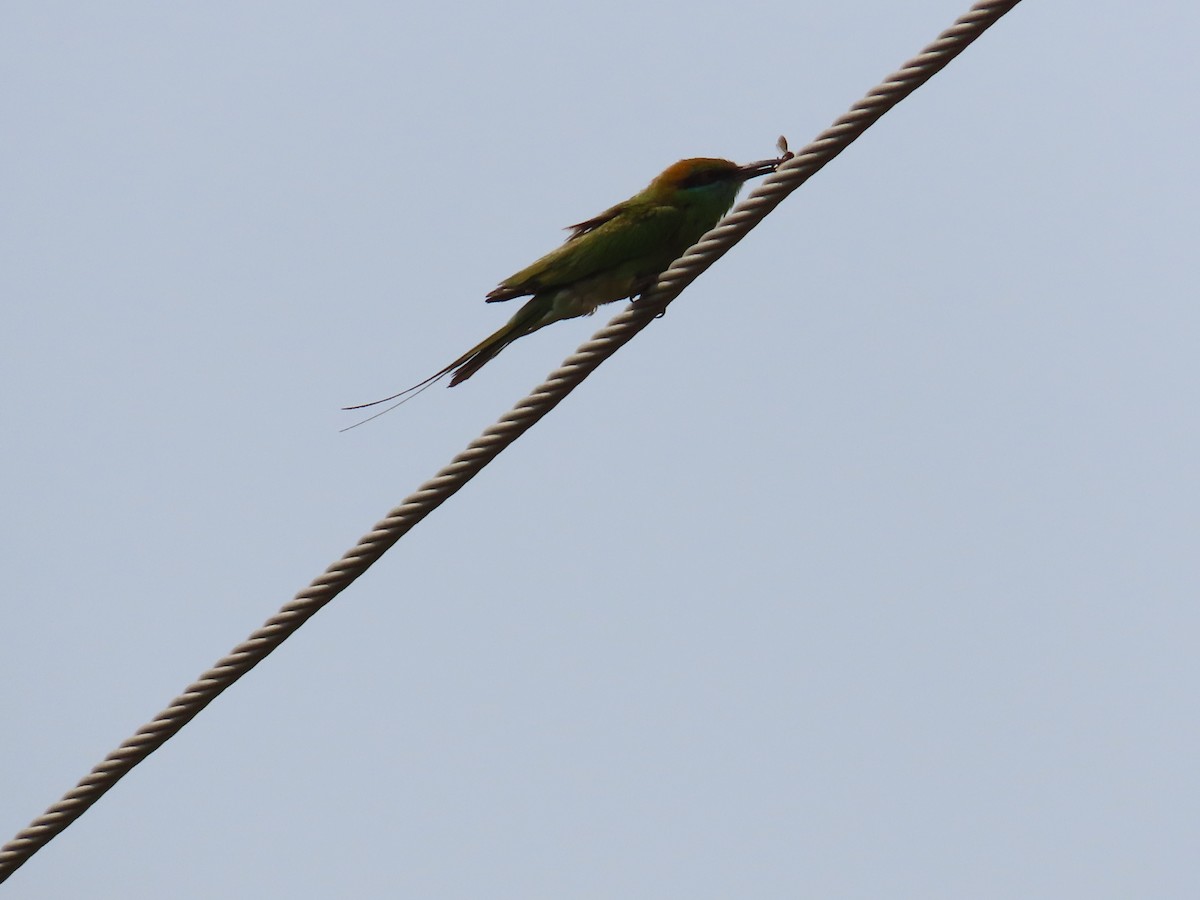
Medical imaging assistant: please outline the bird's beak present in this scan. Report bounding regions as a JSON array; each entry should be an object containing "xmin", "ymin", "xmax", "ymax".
[{"xmin": 737, "ymin": 155, "xmax": 789, "ymax": 181}]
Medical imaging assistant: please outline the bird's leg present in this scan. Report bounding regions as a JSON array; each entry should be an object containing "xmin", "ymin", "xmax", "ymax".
[{"xmin": 628, "ymin": 277, "xmax": 671, "ymax": 319}]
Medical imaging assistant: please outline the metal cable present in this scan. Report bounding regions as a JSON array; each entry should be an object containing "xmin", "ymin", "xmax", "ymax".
[{"xmin": 0, "ymin": 0, "xmax": 1022, "ymax": 883}]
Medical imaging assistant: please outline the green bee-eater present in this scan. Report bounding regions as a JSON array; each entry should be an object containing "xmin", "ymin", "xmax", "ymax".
[{"xmin": 346, "ymin": 153, "xmax": 787, "ymax": 415}]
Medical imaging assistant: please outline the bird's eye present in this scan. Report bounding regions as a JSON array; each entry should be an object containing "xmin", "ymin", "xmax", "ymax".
[{"xmin": 682, "ymin": 169, "xmax": 725, "ymax": 189}]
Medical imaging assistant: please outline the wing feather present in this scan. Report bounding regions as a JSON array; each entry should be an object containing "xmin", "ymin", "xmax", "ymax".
[{"xmin": 487, "ymin": 203, "xmax": 684, "ymax": 301}]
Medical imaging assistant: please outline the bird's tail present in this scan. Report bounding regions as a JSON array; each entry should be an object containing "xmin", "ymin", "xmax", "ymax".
[
  {"xmin": 446, "ymin": 296, "xmax": 549, "ymax": 385},
  {"xmin": 340, "ymin": 297, "xmax": 550, "ymax": 426}
]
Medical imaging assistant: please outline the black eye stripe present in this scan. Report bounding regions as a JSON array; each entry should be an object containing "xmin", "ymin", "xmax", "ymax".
[{"xmin": 682, "ymin": 169, "xmax": 727, "ymax": 189}]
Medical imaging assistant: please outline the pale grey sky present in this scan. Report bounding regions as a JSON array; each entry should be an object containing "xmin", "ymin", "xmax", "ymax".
[{"xmin": 3, "ymin": 1, "xmax": 1198, "ymax": 896}]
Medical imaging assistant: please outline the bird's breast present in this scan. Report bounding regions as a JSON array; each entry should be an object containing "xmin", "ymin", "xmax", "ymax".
[{"xmin": 547, "ymin": 270, "xmax": 644, "ymax": 320}]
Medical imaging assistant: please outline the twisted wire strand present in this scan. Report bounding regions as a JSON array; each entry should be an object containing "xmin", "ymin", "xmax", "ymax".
[{"xmin": 0, "ymin": 0, "xmax": 1022, "ymax": 883}]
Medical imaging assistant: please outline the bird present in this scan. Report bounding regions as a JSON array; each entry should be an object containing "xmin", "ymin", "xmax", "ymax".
[{"xmin": 344, "ymin": 151, "xmax": 789, "ymax": 420}]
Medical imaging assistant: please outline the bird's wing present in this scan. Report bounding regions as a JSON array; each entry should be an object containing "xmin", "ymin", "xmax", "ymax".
[
  {"xmin": 565, "ymin": 201, "xmax": 630, "ymax": 241},
  {"xmin": 488, "ymin": 203, "xmax": 683, "ymax": 301}
]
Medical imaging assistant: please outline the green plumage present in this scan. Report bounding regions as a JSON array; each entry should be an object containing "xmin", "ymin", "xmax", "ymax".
[
  {"xmin": 346, "ymin": 154, "xmax": 785, "ymax": 414},
  {"xmin": 448, "ymin": 157, "xmax": 776, "ymax": 386}
]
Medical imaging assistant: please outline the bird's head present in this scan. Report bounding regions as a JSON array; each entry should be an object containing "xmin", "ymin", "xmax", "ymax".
[{"xmin": 648, "ymin": 156, "xmax": 784, "ymax": 200}]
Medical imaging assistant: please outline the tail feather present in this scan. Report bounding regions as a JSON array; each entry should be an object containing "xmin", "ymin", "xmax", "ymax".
[
  {"xmin": 447, "ymin": 343, "xmax": 504, "ymax": 385},
  {"xmin": 341, "ymin": 297, "xmax": 549, "ymax": 425},
  {"xmin": 446, "ymin": 298, "xmax": 546, "ymax": 385}
]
